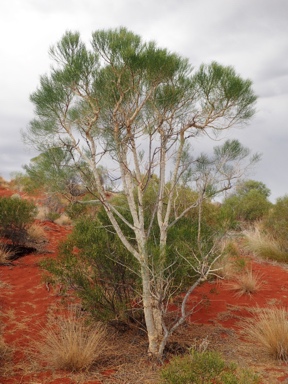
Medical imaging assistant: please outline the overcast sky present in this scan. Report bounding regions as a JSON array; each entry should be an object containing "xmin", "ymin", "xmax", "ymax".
[{"xmin": 0, "ymin": 0, "xmax": 287, "ymax": 201}]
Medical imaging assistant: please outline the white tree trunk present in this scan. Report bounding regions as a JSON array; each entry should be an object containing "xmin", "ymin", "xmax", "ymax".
[{"xmin": 141, "ymin": 261, "xmax": 163, "ymax": 357}]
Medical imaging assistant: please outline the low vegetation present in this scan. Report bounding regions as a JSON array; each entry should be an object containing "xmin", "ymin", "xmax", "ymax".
[
  {"xmin": 0, "ymin": 196, "xmax": 37, "ymax": 245},
  {"xmin": 0, "ymin": 321, "xmax": 11, "ymax": 376},
  {"xmin": 227, "ymin": 267, "xmax": 263, "ymax": 296},
  {"xmin": 246, "ymin": 307, "xmax": 288, "ymax": 361},
  {"xmin": 244, "ymin": 225, "xmax": 288, "ymax": 262},
  {"xmin": 0, "ymin": 245, "xmax": 14, "ymax": 265},
  {"xmin": 161, "ymin": 349, "xmax": 260, "ymax": 384},
  {"xmin": 33, "ymin": 307, "xmax": 107, "ymax": 372},
  {"xmin": 2, "ymin": 172, "xmax": 288, "ymax": 381}
]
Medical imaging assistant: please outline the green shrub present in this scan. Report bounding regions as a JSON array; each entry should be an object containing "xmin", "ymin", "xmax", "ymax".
[
  {"xmin": 0, "ymin": 196, "xmax": 37, "ymax": 245},
  {"xmin": 262, "ymin": 195, "xmax": 288, "ymax": 252},
  {"xmin": 221, "ymin": 180, "xmax": 272, "ymax": 228},
  {"xmin": 41, "ymin": 215, "xmax": 142, "ymax": 324},
  {"xmin": 161, "ymin": 350, "xmax": 260, "ymax": 384}
]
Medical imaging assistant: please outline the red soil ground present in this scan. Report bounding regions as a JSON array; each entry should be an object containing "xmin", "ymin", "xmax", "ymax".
[{"xmin": 1, "ymin": 183, "xmax": 288, "ymax": 383}]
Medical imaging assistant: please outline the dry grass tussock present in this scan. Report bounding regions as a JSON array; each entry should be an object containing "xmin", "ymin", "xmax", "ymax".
[
  {"xmin": 0, "ymin": 245, "xmax": 14, "ymax": 265},
  {"xmin": 0, "ymin": 324, "xmax": 12, "ymax": 376},
  {"xmin": 27, "ymin": 223, "xmax": 47, "ymax": 243},
  {"xmin": 33, "ymin": 307, "xmax": 108, "ymax": 372},
  {"xmin": 246, "ymin": 307, "xmax": 288, "ymax": 361},
  {"xmin": 213, "ymin": 240, "xmax": 247, "ymax": 279},
  {"xmin": 35, "ymin": 206, "xmax": 49, "ymax": 221},
  {"xmin": 226, "ymin": 268, "xmax": 263, "ymax": 296},
  {"xmin": 244, "ymin": 225, "xmax": 287, "ymax": 262},
  {"xmin": 54, "ymin": 213, "xmax": 72, "ymax": 226}
]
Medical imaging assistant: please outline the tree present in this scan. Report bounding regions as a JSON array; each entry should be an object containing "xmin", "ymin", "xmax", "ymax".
[
  {"xmin": 221, "ymin": 180, "xmax": 271, "ymax": 224},
  {"xmin": 23, "ymin": 28, "xmax": 257, "ymax": 358},
  {"xmin": 234, "ymin": 179, "xmax": 271, "ymax": 199}
]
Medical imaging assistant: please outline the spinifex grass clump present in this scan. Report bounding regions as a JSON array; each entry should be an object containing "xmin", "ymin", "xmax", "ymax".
[
  {"xmin": 227, "ymin": 268, "xmax": 263, "ymax": 296},
  {"xmin": 0, "ymin": 245, "xmax": 14, "ymax": 265},
  {"xmin": 244, "ymin": 226, "xmax": 287, "ymax": 263},
  {"xmin": 0, "ymin": 325, "xmax": 12, "ymax": 375},
  {"xmin": 246, "ymin": 307, "xmax": 288, "ymax": 361},
  {"xmin": 35, "ymin": 307, "xmax": 107, "ymax": 372}
]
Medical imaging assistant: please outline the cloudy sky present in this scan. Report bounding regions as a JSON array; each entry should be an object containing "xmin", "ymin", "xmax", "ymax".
[{"xmin": 0, "ymin": 0, "xmax": 287, "ymax": 201}]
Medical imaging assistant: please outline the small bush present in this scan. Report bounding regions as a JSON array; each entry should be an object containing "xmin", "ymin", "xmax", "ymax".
[
  {"xmin": 246, "ymin": 307, "xmax": 288, "ymax": 361},
  {"xmin": 244, "ymin": 226, "xmax": 287, "ymax": 262},
  {"xmin": 161, "ymin": 350, "xmax": 259, "ymax": 384},
  {"xmin": 262, "ymin": 195, "xmax": 288, "ymax": 252},
  {"xmin": 227, "ymin": 268, "xmax": 262, "ymax": 296},
  {"xmin": 213, "ymin": 240, "xmax": 247, "ymax": 279},
  {"xmin": 41, "ymin": 216, "xmax": 141, "ymax": 324},
  {"xmin": 0, "ymin": 197, "xmax": 37, "ymax": 245},
  {"xmin": 0, "ymin": 245, "xmax": 14, "ymax": 265},
  {"xmin": 34, "ymin": 307, "xmax": 107, "ymax": 372},
  {"xmin": 27, "ymin": 223, "xmax": 47, "ymax": 242}
]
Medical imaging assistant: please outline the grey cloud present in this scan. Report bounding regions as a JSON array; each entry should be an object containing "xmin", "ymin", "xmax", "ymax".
[{"xmin": 0, "ymin": 0, "xmax": 287, "ymax": 201}]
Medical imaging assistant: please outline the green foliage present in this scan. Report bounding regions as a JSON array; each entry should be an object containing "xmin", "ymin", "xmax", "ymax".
[
  {"xmin": 262, "ymin": 195, "xmax": 288, "ymax": 252},
  {"xmin": 41, "ymin": 213, "xmax": 141, "ymax": 323},
  {"xmin": 161, "ymin": 350, "xmax": 260, "ymax": 384},
  {"xmin": 23, "ymin": 149, "xmax": 86, "ymax": 196},
  {"xmin": 235, "ymin": 180, "xmax": 271, "ymax": 198},
  {"xmin": 221, "ymin": 180, "xmax": 271, "ymax": 227},
  {"xmin": 0, "ymin": 196, "xmax": 37, "ymax": 245}
]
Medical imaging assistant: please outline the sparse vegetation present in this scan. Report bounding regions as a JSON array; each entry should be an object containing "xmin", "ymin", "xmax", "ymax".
[
  {"xmin": 161, "ymin": 350, "xmax": 260, "ymax": 384},
  {"xmin": 246, "ymin": 307, "xmax": 288, "ymax": 361},
  {"xmin": 0, "ymin": 245, "xmax": 14, "ymax": 265},
  {"xmin": 0, "ymin": 196, "xmax": 37, "ymax": 245},
  {"xmin": 0, "ymin": 337, "xmax": 10, "ymax": 368},
  {"xmin": 34, "ymin": 307, "xmax": 107, "ymax": 372},
  {"xmin": 262, "ymin": 195, "xmax": 288, "ymax": 256},
  {"xmin": 227, "ymin": 267, "xmax": 263, "ymax": 296},
  {"xmin": 41, "ymin": 215, "xmax": 141, "ymax": 324},
  {"xmin": 1, "ymin": 177, "xmax": 288, "ymax": 382},
  {"xmin": 221, "ymin": 180, "xmax": 271, "ymax": 228},
  {"xmin": 244, "ymin": 225, "xmax": 288, "ymax": 262},
  {"xmin": 214, "ymin": 239, "xmax": 247, "ymax": 279}
]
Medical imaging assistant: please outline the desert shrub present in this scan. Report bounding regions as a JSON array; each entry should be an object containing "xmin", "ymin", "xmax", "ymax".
[
  {"xmin": 0, "ymin": 245, "xmax": 14, "ymax": 265},
  {"xmin": 213, "ymin": 239, "xmax": 248, "ymax": 279},
  {"xmin": 246, "ymin": 307, "xmax": 288, "ymax": 361},
  {"xmin": 25, "ymin": 223, "xmax": 48, "ymax": 251},
  {"xmin": 226, "ymin": 268, "xmax": 263, "ymax": 296},
  {"xmin": 244, "ymin": 225, "xmax": 288, "ymax": 262},
  {"xmin": 65, "ymin": 200, "xmax": 91, "ymax": 220},
  {"xmin": 27, "ymin": 223, "xmax": 47, "ymax": 242},
  {"xmin": 0, "ymin": 196, "xmax": 37, "ymax": 245},
  {"xmin": 42, "ymin": 189, "xmax": 225, "ymax": 325},
  {"xmin": 41, "ymin": 216, "xmax": 141, "ymax": 324},
  {"xmin": 34, "ymin": 307, "xmax": 107, "ymax": 372},
  {"xmin": 262, "ymin": 195, "xmax": 288, "ymax": 253},
  {"xmin": 161, "ymin": 350, "xmax": 260, "ymax": 384},
  {"xmin": 41, "ymin": 194, "xmax": 67, "ymax": 222},
  {"xmin": 221, "ymin": 180, "xmax": 272, "ymax": 228}
]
